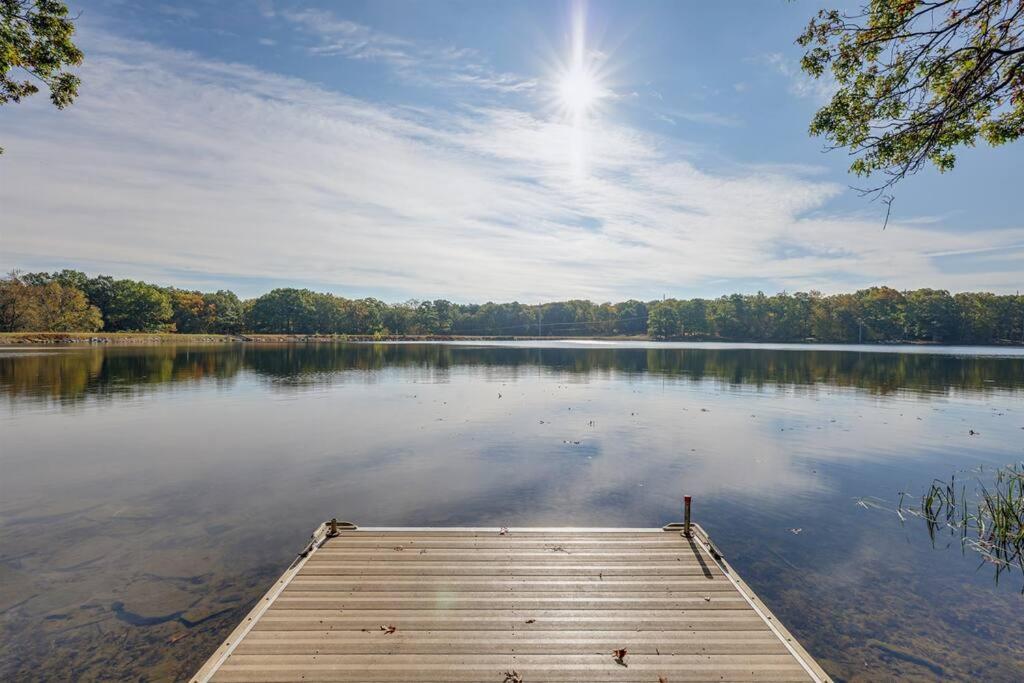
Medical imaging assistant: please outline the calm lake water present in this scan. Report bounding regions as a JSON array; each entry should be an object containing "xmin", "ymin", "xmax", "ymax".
[{"xmin": 1, "ymin": 342, "xmax": 1023, "ymax": 681}]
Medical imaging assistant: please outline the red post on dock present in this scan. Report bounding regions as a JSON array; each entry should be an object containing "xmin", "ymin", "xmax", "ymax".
[{"xmin": 683, "ymin": 495, "xmax": 692, "ymax": 537}]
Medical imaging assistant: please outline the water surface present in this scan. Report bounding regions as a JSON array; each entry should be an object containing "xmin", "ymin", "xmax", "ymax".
[{"xmin": 1, "ymin": 342, "xmax": 1023, "ymax": 681}]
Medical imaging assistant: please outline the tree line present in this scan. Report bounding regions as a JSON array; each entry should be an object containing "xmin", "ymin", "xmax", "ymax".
[{"xmin": 1, "ymin": 270, "xmax": 1021, "ymax": 344}]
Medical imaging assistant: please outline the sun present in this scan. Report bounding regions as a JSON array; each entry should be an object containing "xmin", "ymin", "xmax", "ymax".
[{"xmin": 559, "ymin": 64, "xmax": 601, "ymax": 120}]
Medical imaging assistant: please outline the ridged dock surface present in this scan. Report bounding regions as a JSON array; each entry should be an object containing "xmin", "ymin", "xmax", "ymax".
[{"xmin": 192, "ymin": 523, "xmax": 830, "ymax": 682}]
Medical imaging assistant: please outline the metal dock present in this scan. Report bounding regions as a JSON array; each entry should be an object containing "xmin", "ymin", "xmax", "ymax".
[{"xmin": 193, "ymin": 517, "xmax": 830, "ymax": 682}]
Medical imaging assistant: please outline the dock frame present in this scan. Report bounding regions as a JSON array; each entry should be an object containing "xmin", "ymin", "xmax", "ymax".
[{"xmin": 193, "ymin": 520, "xmax": 831, "ymax": 682}]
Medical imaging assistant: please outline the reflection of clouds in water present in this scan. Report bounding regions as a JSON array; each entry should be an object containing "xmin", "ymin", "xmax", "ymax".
[{"xmin": 5, "ymin": 346, "xmax": 1024, "ymax": 681}]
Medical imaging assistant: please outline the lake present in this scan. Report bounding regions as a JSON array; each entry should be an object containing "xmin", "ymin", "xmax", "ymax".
[{"xmin": 1, "ymin": 342, "xmax": 1023, "ymax": 681}]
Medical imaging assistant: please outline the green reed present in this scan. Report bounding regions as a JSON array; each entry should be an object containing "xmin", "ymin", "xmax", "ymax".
[{"xmin": 910, "ymin": 464, "xmax": 1024, "ymax": 583}]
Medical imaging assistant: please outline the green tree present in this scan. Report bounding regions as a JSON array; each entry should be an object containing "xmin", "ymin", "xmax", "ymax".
[
  {"xmin": 677, "ymin": 298, "xmax": 710, "ymax": 337},
  {"xmin": 104, "ymin": 279, "xmax": 173, "ymax": 331},
  {"xmin": 810, "ymin": 293, "xmax": 862, "ymax": 342},
  {"xmin": 614, "ymin": 300, "xmax": 648, "ymax": 335},
  {"xmin": 799, "ymin": 1, "xmax": 1024, "ymax": 192},
  {"xmin": 1, "ymin": 0, "xmax": 83, "ymax": 153},
  {"xmin": 248, "ymin": 288, "xmax": 316, "ymax": 333},
  {"xmin": 857, "ymin": 286, "xmax": 906, "ymax": 340},
  {"xmin": 647, "ymin": 302, "xmax": 679, "ymax": 339},
  {"xmin": 954, "ymin": 291, "xmax": 1000, "ymax": 342},
  {"xmin": 204, "ymin": 290, "xmax": 244, "ymax": 334},
  {"xmin": 709, "ymin": 294, "xmax": 750, "ymax": 339},
  {"xmin": 904, "ymin": 288, "xmax": 960, "ymax": 341},
  {"xmin": 82, "ymin": 275, "xmax": 115, "ymax": 327}
]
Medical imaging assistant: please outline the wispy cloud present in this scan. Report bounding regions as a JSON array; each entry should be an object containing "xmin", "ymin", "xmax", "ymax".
[
  {"xmin": 157, "ymin": 4, "xmax": 199, "ymax": 21},
  {"xmin": 764, "ymin": 52, "xmax": 839, "ymax": 103},
  {"xmin": 279, "ymin": 8, "xmax": 536, "ymax": 94},
  {"xmin": 1, "ymin": 32, "xmax": 1021, "ymax": 300}
]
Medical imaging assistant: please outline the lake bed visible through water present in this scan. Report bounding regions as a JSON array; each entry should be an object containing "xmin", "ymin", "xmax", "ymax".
[{"xmin": 1, "ymin": 342, "xmax": 1023, "ymax": 681}]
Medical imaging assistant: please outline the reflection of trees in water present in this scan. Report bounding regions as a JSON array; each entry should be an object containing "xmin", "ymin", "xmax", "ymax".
[
  {"xmin": 0, "ymin": 347, "xmax": 243, "ymax": 403},
  {"xmin": 1, "ymin": 344, "xmax": 1022, "ymax": 402}
]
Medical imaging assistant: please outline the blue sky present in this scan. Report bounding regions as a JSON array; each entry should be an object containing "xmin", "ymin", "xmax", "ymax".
[{"xmin": 1, "ymin": 0, "xmax": 1021, "ymax": 301}]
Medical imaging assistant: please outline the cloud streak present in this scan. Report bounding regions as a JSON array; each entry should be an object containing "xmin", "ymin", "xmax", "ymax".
[
  {"xmin": 1, "ymin": 31, "xmax": 1021, "ymax": 301},
  {"xmin": 280, "ymin": 9, "xmax": 537, "ymax": 94}
]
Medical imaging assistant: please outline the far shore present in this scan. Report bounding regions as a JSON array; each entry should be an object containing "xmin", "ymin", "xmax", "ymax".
[{"xmin": 2, "ymin": 331, "xmax": 1022, "ymax": 347}]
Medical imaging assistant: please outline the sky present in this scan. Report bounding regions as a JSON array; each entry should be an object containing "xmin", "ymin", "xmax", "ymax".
[{"xmin": 0, "ymin": 0, "xmax": 1021, "ymax": 302}]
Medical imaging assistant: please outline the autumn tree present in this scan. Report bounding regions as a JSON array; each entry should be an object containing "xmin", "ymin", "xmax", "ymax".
[
  {"xmin": 0, "ymin": 272, "xmax": 101, "ymax": 331},
  {"xmin": 1, "ymin": 0, "xmax": 83, "ymax": 153},
  {"xmin": 0, "ymin": 271, "xmax": 33, "ymax": 330},
  {"xmin": 799, "ymin": 0, "xmax": 1024, "ymax": 193},
  {"xmin": 30, "ymin": 281, "xmax": 101, "ymax": 331},
  {"xmin": 169, "ymin": 289, "xmax": 214, "ymax": 333}
]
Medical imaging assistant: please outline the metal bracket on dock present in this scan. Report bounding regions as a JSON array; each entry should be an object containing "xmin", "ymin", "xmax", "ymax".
[
  {"xmin": 326, "ymin": 518, "xmax": 358, "ymax": 537},
  {"xmin": 296, "ymin": 519, "xmax": 358, "ymax": 561}
]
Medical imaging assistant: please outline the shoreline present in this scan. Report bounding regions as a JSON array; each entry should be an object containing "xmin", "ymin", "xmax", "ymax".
[{"xmin": 1, "ymin": 331, "xmax": 1022, "ymax": 347}]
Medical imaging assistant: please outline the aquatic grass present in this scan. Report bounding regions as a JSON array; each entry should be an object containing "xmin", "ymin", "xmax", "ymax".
[{"xmin": 908, "ymin": 464, "xmax": 1024, "ymax": 586}]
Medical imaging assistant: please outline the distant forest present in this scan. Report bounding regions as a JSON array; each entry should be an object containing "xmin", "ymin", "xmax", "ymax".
[{"xmin": 1, "ymin": 270, "xmax": 1022, "ymax": 344}]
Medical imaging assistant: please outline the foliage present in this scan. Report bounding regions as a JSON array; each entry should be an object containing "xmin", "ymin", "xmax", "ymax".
[
  {"xmin": 2, "ymin": 269, "xmax": 1023, "ymax": 343},
  {"xmin": 0, "ymin": 271, "xmax": 36, "ymax": 330},
  {"xmin": 248, "ymin": 288, "xmax": 317, "ymax": 334},
  {"xmin": 28, "ymin": 281, "xmax": 101, "ymax": 330},
  {"xmin": 0, "ymin": 271, "xmax": 101, "ymax": 331},
  {"xmin": 798, "ymin": 0, "xmax": 1024, "ymax": 192},
  {"xmin": 1, "ymin": 0, "xmax": 83, "ymax": 153},
  {"xmin": 103, "ymin": 279, "xmax": 172, "ymax": 332},
  {"xmin": 647, "ymin": 301, "xmax": 679, "ymax": 339}
]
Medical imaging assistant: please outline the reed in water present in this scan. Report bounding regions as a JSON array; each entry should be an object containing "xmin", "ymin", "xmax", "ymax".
[{"xmin": 911, "ymin": 464, "xmax": 1024, "ymax": 584}]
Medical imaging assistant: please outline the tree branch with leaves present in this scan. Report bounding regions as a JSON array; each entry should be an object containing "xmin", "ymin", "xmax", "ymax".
[
  {"xmin": 798, "ymin": 0, "xmax": 1024, "ymax": 194},
  {"xmin": 1, "ymin": 0, "xmax": 83, "ymax": 153}
]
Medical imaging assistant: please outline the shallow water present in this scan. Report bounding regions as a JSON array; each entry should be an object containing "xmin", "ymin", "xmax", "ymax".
[{"xmin": 1, "ymin": 342, "xmax": 1023, "ymax": 681}]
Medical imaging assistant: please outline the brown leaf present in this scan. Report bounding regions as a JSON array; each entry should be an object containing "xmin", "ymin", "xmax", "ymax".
[
  {"xmin": 524, "ymin": 618, "xmax": 535, "ymax": 624},
  {"xmin": 613, "ymin": 648, "xmax": 628, "ymax": 666},
  {"xmin": 659, "ymin": 677, "xmax": 669, "ymax": 683},
  {"xmin": 502, "ymin": 670, "xmax": 523, "ymax": 683},
  {"xmin": 499, "ymin": 527, "xmax": 509, "ymax": 535},
  {"xmin": 380, "ymin": 624, "xmax": 396, "ymax": 634},
  {"xmin": 394, "ymin": 545, "xmax": 404, "ymax": 551}
]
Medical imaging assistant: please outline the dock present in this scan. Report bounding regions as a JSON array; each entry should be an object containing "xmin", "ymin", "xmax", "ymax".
[{"xmin": 192, "ymin": 518, "xmax": 830, "ymax": 682}]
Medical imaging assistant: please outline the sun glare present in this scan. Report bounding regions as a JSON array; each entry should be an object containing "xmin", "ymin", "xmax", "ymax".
[
  {"xmin": 549, "ymin": 3, "xmax": 610, "ymax": 179},
  {"xmin": 559, "ymin": 65, "xmax": 601, "ymax": 120}
]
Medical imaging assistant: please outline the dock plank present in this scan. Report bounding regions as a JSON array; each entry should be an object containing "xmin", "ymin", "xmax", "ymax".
[{"xmin": 192, "ymin": 525, "xmax": 830, "ymax": 683}]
